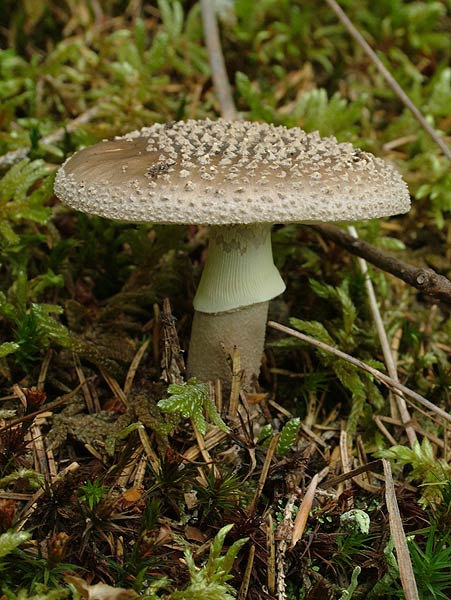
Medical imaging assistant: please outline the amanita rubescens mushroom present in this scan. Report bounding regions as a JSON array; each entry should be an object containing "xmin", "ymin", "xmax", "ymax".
[{"xmin": 54, "ymin": 119, "xmax": 410, "ymax": 388}]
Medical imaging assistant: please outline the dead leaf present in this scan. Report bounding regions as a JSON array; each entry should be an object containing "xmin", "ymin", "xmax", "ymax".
[{"xmin": 65, "ymin": 575, "xmax": 138, "ymax": 599}]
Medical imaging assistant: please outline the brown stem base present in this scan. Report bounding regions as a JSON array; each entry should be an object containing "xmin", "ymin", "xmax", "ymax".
[{"xmin": 187, "ymin": 302, "xmax": 269, "ymax": 390}]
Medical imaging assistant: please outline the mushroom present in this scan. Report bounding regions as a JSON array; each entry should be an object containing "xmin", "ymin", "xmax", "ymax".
[{"xmin": 54, "ymin": 118, "xmax": 410, "ymax": 388}]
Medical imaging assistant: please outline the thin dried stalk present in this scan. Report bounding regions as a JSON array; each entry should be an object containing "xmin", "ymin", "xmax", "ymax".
[
  {"xmin": 291, "ymin": 474, "xmax": 319, "ymax": 548},
  {"xmin": 37, "ymin": 350, "xmax": 53, "ymax": 392},
  {"xmin": 267, "ymin": 321, "xmax": 451, "ymax": 424},
  {"xmin": 248, "ymin": 433, "xmax": 279, "ymax": 514},
  {"xmin": 374, "ymin": 415, "xmax": 399, "ymax": 446},
  {"xmin": 383, "ymin": 459, "xmax": 420, "ymax": 600},
  {"xmin": 266, "ymin": 513, "xmax": 276, "ymax": 595},
  {"xmin": 322, "ymin": 459, "xmax": 381, "ymax": 490},
  {"xmin": 238, "ymin": 544, "xmax": 255, "ymax": 600},
  {"xmin": 348, "ymin": 225, "xmax": 417, "ymax": 447},
  {"xmin": 182, "ymin": 426, "xmax": 228, "ymax": 462},
  {"xmin": 192, "ymin": 421, "xmax": 220, "ymax": 478},
  {"xmin": 99, "ymin": 368, "xmax": 131, "ymax": 410},
  {"xmin": 324, "ymin": 0, "xmax": 451, "ymax": 162},
  {"xmin": 124, "ymin": 338, "xmax": 150, "ymax": 395},
  {"xmin": 73, "ymin": 353, "xmax": 96, "ymax": 413},
  {"xmin": 137, "ymin": 426, "xmax": 160, "ymax": 473},
  {"xmin": 117, "ymin": 447, "xmax": 143, "ymax": 487},
  {"xmin": 200, "ymin": 0, "xmax": 238, "ymax": 120}
]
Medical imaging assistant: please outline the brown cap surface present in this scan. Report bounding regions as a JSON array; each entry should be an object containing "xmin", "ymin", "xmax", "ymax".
[{"xmin": 54, "ymin": 119, "xmax": 410, "ymax": 225}]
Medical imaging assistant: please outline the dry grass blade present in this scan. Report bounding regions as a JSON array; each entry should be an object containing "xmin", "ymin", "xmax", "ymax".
[
  {"xmin": 291, "ymin": 474, "xmax": 319, "ymax": 548},
  {"xmin": 322, "ymin": 459, "xmax": 382, "ymax": 490},
  {"xmin": 268, "ymin": 321, "xmax": 451, "ymax": 424},
  {"xmin": 228, "ymin": 347, "xmax": 242, "ymax": 418},
  {"xmin": 192, "ymin": 421, "xmax": 220, "ymax": 478},
  {"xmin": 324, "ymin": 0, "xmax": 451, "ymax": 162},
  {"xmin": 266, "ymin": 513, "xmax": 276, "ymax": 595},
  {"xmin": 137, "ymin": 426, "xmax": 160, "ymax": 474},
  {"xmin": 347, "ymin": 225, "xmax": 417, "ymax": 447},
  {"xmin": 383, "ymin": 459, "xmax": 420, "ymax": 600},
  {"xmin": 124, "ymin": 338, "xmax": 150, "ymax": 395},
  {"xmin": 73, "ymin": 353, "xmax": 97, "ymax": 413},
  {"xmin": 238, "ymin": 543, "xmax": 255, "ymax": 600},
  {"xmin": 99, "ymin": 368, "xmax": 131, "ymax": 410},
  {"xmin": 182, "ymin": 426, "xmax": 228, "ymax": 462},
  {"xmin": 0, "ymin": 383, "xmax": 86, "ymax": 432},
  {"xmin": 248, "ymin": 433, "xmax": 279, "ymax": 514},
  {"xmin": 200, "ymin": 0, "xmax": 238, "ymax": 120}
]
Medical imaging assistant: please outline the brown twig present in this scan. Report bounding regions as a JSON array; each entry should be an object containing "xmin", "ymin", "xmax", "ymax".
[
  {"xmin": 310, "ymin": 223, "xmax": 451, "ymax": 303},
  {"xmin": 0, "ymin": 382, "xmax": 86, "ymax": 432}
]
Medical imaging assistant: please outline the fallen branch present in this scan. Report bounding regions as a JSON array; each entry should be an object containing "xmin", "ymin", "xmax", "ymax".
[{"xmin": 310, "ymin": 223, "xmax": 451, "ymax": 304}]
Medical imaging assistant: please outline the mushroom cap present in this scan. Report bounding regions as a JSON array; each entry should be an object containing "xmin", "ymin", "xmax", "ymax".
[{"xmin": 54, "ymin": 119, "xmax": 410, "ymax": 225}]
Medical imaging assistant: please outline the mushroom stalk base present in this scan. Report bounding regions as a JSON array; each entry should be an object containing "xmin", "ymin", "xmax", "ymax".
[{"xmin": 187, "ymin": 302, "xmax": 269, "ymax": 390}]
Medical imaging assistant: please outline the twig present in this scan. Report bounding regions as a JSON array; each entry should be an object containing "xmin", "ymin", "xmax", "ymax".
[
  {"xmin": 0, "ymin": 106, "xmax": 99, "ymax": 168},
  {"xmin": 275, "ymin": 494, "xmax": 296, "ymax": 600},
  {"xmin": 322, "ymin": 459, "xmax": 382, "ymax": 490},
  {"xmin": 248, "ymin": 433, "xmax": 279, "ymax": 514},
  {"xmin": 310, "ymin": 223, "xmax": 451, "ymax": 303},
  {"xmin": 291, "ymin": 474, "xmax": 319, "ymax": 548},
  {"xmin": 200, "ymin": 0, "xmax": 238, "ymax": 120},
  {"xmin": 124, "ymin": 338, "xmax": 150, "ymax": 395},
  {"xmin": 267, "ymin": 321, "xmax": 451, "ymax": 424},
  {"xmin": 266, "ymin": 513, "xmax": 276, "ymax": 595},
  {"xmin": 0, "ymin": 382, "xmax": 86, "ymax": 432},
  {"xmin": 238, "ymin": 544, "xmax": 255, "ymax": 600},
  {"xmin": 192, "ymin": 421, "xmax": 220, "ymax": 478},
  {"xmin": 383, "ymin": 459, "xmax": 420, "ymax": 600},
  {"xmin": 324, "ymin": 0, "xmax": 451, "ymax": 163},
  {"xmin": 228, "ymin": 347, "xmax": 242, "ymax": 418},
  {"xmin": 348, "ymin": 225, "xmax": 417, "ymax": 447}
]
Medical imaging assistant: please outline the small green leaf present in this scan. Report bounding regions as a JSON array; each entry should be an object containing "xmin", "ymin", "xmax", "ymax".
[
  {"xmin": 277, "ymin": 418, "xmax": 301, "ymax": 455},
  {"xmin": 0, "ymin": 341, "xmax": 19, "ymax": 358},
  {"xmin": 0, "ymin": 530, "xmax": 31, "ymax": 558},
  {"xmin": 158, "ymin": 378, "xmax": 228, "ymax": 436}
]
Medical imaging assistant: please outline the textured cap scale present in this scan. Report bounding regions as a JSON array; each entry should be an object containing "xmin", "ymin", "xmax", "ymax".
[{"xmin": 54, "ymin": 118, "xmax": 410, "ymax": 225}]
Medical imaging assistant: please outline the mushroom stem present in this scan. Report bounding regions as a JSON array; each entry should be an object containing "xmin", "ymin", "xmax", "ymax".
[
  {"xmin": 187, "ymin": 223, "xmax": 285, "ymax": 387},
  {"xmin": 193, "ymin": 224, "xmax": 285, "ymax": 313},
  {"xmin": 187, "ymin": 302, "xmax": 270, "ymax": 388}
]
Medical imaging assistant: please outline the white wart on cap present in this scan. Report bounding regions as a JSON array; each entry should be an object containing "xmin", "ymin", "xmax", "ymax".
[{"xmin": 54, "ymin": 118, "xmax": 410, "ymax": 226}]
